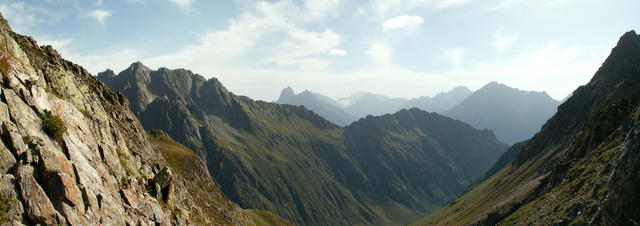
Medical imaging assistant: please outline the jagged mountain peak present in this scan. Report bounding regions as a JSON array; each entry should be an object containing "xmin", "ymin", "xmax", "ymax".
[
  {"xmin": 0, "ymin": 12, "xmax": 10, "ymax": 31},
  {"xmin": 279, "ymin": 86, "xmax": 295, "ymax": 99},
  {"xmin": 618, "ymin": 29, "xmax": 638, "ymax": 44},
  {"xmin": 126, "ymin": 61, "xmax": 152, "ymax": 73},
  {"xmin": 482, "ymin": 81, "xmax": 506, "ymax": 89}
]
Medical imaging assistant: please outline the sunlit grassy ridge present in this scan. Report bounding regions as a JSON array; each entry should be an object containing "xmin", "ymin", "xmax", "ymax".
[{"xmin": 150, "ymin": 130, "xmax": 290, "ymax": 225}]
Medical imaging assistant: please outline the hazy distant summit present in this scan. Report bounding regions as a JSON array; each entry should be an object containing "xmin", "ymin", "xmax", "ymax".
[
  {"xmin": 443, "ymin": 81, "xmax": 560, "ymax": 144},
  {"xmin": 403, "ymin": 86, "xmax": 473, "ymax": 113},
  {"xmin": 276, "ymin": 83, "xmax": 558, "ymax": 144},
  {"xmin": 276, "ymin": 87, "xmax": 356, "ymax": 126},
  {"xmin": 277, "ymin": 86, "xmax": 474, "ymax": 126}
]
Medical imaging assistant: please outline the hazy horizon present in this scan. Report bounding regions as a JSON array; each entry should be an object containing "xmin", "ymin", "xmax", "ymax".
[{"xmin": 2, "ymin": 0, "xmax": 638, "ymax": 101}]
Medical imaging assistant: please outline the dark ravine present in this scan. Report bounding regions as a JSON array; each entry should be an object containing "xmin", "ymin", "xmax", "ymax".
[
  {"xmin": 414, "ymin": 30, "xmax": 640, "ymax": 225},
  {"xmin": 0, "ymin": 12, "xmax": 281, "ymax": 225},
  {"xmin": 100, "ymin": 63, "xmax": 508, "ymax": 225}
]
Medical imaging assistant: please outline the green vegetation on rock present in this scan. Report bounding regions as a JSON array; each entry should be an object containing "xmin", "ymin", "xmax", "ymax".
[
  {"xmin": 0, "ymin": 194, "xmax": 13, "ymax": 224},
  {"xmin": 37, "ymin": 110, "xmax": 66, "ymax": 141}
]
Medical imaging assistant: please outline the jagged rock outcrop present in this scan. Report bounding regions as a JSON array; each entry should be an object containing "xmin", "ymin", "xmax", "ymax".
[
  {"xmin": 0, "ymin": 12, "xmax": 264, "ymax": 225},
  {"xmin": 414, "ymin": 30, "xmax": 640, "ymax": 226}
]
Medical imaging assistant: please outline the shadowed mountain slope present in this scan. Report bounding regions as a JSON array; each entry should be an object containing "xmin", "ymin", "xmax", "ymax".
[
  {"xmin": 100, "ymin": 63, "xmax": 508, "ymax": 225},
  {"xmin": 414, "ymin": 30, "xmax": 640, "ymax": 226}
]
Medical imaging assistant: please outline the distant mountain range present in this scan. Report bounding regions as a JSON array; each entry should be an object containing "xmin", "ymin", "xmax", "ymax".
[
  {"xmin": 415, "ymin": 30, "xmax": 640, "ymax": 225},
  {"xmin": 277, "ymin": 83, "xmax": 559, "ymax": 144},
  {"xmin": 4, "ymin": 8, "xmax": 639, "ymax": 226},
  {"xmin": 99, "ymin": 63, "xmax": 507, "ymax": 225},
  {"xmin": 276, "ymin": 87, "xmax": 356, "ymax": 126},
  {"xmin": 276, "ymin": 86, "xmax": 473, "ymax": 125}
]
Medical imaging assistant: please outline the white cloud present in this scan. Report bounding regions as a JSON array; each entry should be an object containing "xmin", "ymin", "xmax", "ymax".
[
  {"xmin": 455, "ymin": 41, "xmax": 598, "ymax": 100},
  {"xmin": 382, "ymin": 15, "xmax": 424, "ymax": 32},
  {"xmin": 39, "ymin": 38, "xmax": 73, "ymax": 49},
  {"xmin": 168, "ymin": 0, "xmax": 194, "ymax": 11},
  {"xmin": 59, "ymin": 47, "xmax": 145, "ymax": 76},
  {"xmin": 304, "ymin": 0, "xmax": 342, "ymax": 21},
  {"xmin": 494, "ymin": 31, "xmax": 518, "ymax": 52},
  {"xmin": 365, "ymin": 42, "xmax": 393, "ymax": 65},
  {"xmin": 88, "ymin": 9, "xmax": 112, "ymax": 25},
  {"xmin": 369, "ymin": 0, "xmax": 431, "ymax": 21},
  {"xmin": 444, "ymin": 48, "xmax": 467, "ymax": 68},
  {"xmin": 437, "ymin": 0, "xmax": 475, "ymax": 9},
  {"xmin": 328, "ymin": 49, "xmax": 346, "ymax": 56},
  {"xmin": 0, "ymin": 2, "xmax": 36, "ymax": 33},
  {"xmin": 145, "ymin": 0, "xmax": 342, "ymax": 74}
]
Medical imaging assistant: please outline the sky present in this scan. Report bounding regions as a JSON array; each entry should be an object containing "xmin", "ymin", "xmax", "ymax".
[{"xmin": 1, "ymin": 0, "xmax": 639, "ymax": 101}]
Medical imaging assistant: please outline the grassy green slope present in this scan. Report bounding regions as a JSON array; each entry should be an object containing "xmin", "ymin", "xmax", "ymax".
[{"xmin": 149, "ymin": 130, "xmax": 291, "ymax": 226}]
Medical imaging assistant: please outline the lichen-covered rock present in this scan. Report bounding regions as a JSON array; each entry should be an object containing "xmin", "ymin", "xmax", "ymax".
[
  {"xmin": 0, "ymin": 10, "xmax": 268, "ymax": 225},
  {"xmin": 15, "ymin": 165, "xmax": 59, "ymax": 225},
  {"xmin": 0, "ymin": 174, "xmax": 24, "ymax": 224},
  {"xmin": 0, "ymin": 143, "xmax": 15, "ymax": 173}
]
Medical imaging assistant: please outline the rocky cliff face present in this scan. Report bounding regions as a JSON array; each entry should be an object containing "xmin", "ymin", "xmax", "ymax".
[
  {"xmin": 0, "ymin": 12, "xmax": 261, "ymax": 225},
  {"xmin": 414, "ymin": 30, "xmax": 640, "ymax": 226}
]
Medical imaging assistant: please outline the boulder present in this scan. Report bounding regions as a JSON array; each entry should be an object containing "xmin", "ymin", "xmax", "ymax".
[
  {"xmin": 0, "ymin": 142, "xmax": 16, "ymax": 173},
  {"xmin": 15, "ymin": 165, "xmax": 59, "ymax": 225},
  {"xmin": 0, "ymin": 174, "xmax": 24, "ymax": 224}
]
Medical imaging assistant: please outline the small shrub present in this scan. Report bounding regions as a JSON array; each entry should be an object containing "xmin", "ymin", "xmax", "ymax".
[
  {"xmin": 171, "ymin": 208, "xmax": 183, "ymax": 216},
  {"xmin": 0, "ymin": 194, "xmax": 13, "ymax": 223},
  {"xmin": 38, "ymin": 110, "xmax": 67, "ymax": 141},
  {"xmin": 80, "ymin": 109, "xmax": 91, "ymax": 119},
  {"xmin": 121, "ymin": 176, "xmax": 130, "ymax": 187}
]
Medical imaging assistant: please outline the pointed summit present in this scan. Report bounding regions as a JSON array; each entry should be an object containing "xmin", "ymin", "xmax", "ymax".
[
  {"xmin": 617, "ymin": 30, "xmax": 639, "ymax": 46},
  {"xmin": 127, "ymin": 61, "xmax": 151, "ymax": 72},
  {"xmin": 593, "ymin": 30, "xmax": 640, "ymax": 82},
  {"xmin": 96, "ymin": 69, "xmax": 117, "ymax": 84},
  {"xmin": 480, "ymin": 81, "xmax": 508, "ymax": 90},
  {"xmin": 278, "ymin": 86, "xmax": 295, "ymax": 102},
  {"xmin": 444, "ymin": 82, "xmax": 560, "ymax": 144},
  {"xmin": 0, "ymin": 12, "xmax": 10, "ymax": 32},
  {"xmin": 451, "ymin": 86, "xmax": 472, "ymax": 93}
]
